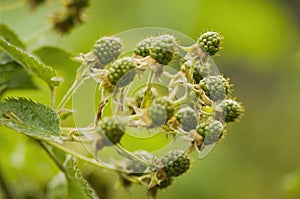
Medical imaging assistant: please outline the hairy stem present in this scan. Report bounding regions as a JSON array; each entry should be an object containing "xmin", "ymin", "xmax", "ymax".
[
  {"xmin": 46, "ymin": 141, "xmax": 113, "ymax": 170},
  {"xmin": 37, "ymin": 141, "xmax": 66, "ymax": 173},
  {"xmin": 56, "ymin": 62, "xmax": 90, "ymax": 110}
]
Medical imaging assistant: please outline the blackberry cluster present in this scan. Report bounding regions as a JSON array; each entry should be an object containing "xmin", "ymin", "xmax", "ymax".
[
  {"xmin": 85, "ymin": 30, "xmax": 244, "ymax": 196},
  {"xmin": 94, "ymin": 36, "xmax": 123, "ymax": 65},
  {"xmin": 161, "ymin": 150, "xmax": 190, "ymax": 177},
  {"xmin": 199, "ymin": 75, "xmax": 231, "ymax": 101},
  {"xmin": 220, "ymin": 99, "xmax": 243, "ymax": 122},
  {"xmin": 148, "ymin": 97, "xmax": 174, "ymax": 126},
  {"xmin": 107, "ymin": 57, "xmax": 137, "ymax": 87},
  {"xmin": 198, "ymin": 31, "xmax": 222, "ymax": 56},
  {"xmin": 98, "ymin": 117, "xmax": 124, "ymax": 145},
  {"xmin": 175, "ymin": 107, "xmax": 198, "ymax": 132},
  {"xmin": 197, "ymin": 120, "xmax": 224, "ymax": 145}
]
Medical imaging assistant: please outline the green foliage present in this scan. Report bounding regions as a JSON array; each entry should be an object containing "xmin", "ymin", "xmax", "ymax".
[
  {"xmin": 0, "ymin": 23, "xmax": 36, "ymax": 95},
  {"xmin": 0, "ymin": 63, "xmax": 37, "ymax": 96},
  {"xmin": 0, "ymin": 23, "xmax": 25, "ymax": 49},
  {"xmin": 0, "ymin": 37, "xmax": 61, "ymax": 88},
  {"xmin": 65, "ymin": 157, "xmax": 98, "ymax": 199},
  {"xmin": 0, "ymin": 97, "xmax": 61, "ymax": 142}
]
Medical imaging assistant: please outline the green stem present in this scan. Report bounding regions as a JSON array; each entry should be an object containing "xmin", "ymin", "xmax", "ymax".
[
  {"xmin": 174, "ymin": 88, "xmax": 190, "ymax": 107},
  {"xmin": 37, "ymin": 141, "xmax": 66, "ymax": 173},
  {"xmin": 140, "ymin": 71, "xmax": 154, "ymax": 109},
  {"xmin": 46, "ymin": 141, "xmax": 112, "ymax": 170},
  {"xmin": 50, "ymin": 87, "xmax": 56, "ymax": 108},
  {"xmin": 56, "ymin": 62, "xmax": 89, "ymax": 110},
  {"xmin": 116, "ymin": 144, "xmax": 152, "ymax": 166}
]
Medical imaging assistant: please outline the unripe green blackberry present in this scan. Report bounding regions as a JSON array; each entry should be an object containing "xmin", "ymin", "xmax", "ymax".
[
  {"xmin": 161, "ymin": 150, "xmax": 190, "ymax": 177},
  {"xmin": 134, "ymin": 37, "xmax": 152, "ymax": 57},
  {"xmin": 150, "ymin": 34, "xmax": 177, "ymax": 65},
  {"xmin": 199, "ymin": 75, "xmax": 231, "ymax": 101},
  {"xmin": 93, "ymin": 36, "xmax": 123, "ymax": 65},
  {"xmin": 175, "ymin": 108, "xmax": 198, "ymax": 132},
  {"xmin": 149, "ymin": 97, "xmax": 174, "ymax": 126},
  {"xmin": 220, "ymin": 99, "xmax": 243, "ymax": 122},
  {"xmin": 98, "ymin": 117, "xmax": 124, "ymax": 145},
  {"xmin": 197, "ymin": 120, "xmax": 224, "ymax": 145},
  {"xmin": 107, "ymin": 57, "xmax": 137, "ymax": 87},
  {"xmin": 126, "ymin": 160, "xmax": 147, "ymax": 176},
  {"xmin": 197, "ymin": 31, "xmax": 222, "ymax": 56},
  {"xmin": 157, "ymin": 177, "xmax": 173, "ymax": 189}
]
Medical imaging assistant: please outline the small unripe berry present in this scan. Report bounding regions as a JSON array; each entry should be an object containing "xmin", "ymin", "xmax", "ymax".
[
  {"xmin": 107, "ymin": 57, "xmax": 137, "ymax": 87},
  {"xmin": 126, "ymin": 160, "xmax": 147, "ymax": 176},
  {"xmin": 157, "ymin": 177, "xmax": 173, "ymax": 189},
  {"xmin": 93, "ymin": 36, "xmax": 123, "ymax": 65},
  {"xmin": 197, "ymin": 31, "xmax": 222, "ymax": 56},
  {"xmin": 134, "ymin": 37, "xmax": 153, "ymax": 57},
  {"xmin": 199, "ymin": 75, "xmax": 231, "ymax": 101},
  {"xmin": 197, "ymin": 120, "xmax": 224, "ymax": 145},
  {"xmin": 98, "ymin": 117, "xmax": 124, "ymax": 145},
  {"xmin": 161, "ymin": 150, "xmax": 190, "ymax": 177},
  {"xmin": 150, "ymin": 34, "xmax": 177, "ymax": 65},
  {"xmin": 149, "ymin": 97, "xmax": 174, "ymax": 126},
  {"xmin": 175, "ymin": 107, "xmax": 198, "ymax": 132},
  {"xmin": 220, "ymin": 99, "xmax": 243, "ymax": 122}
]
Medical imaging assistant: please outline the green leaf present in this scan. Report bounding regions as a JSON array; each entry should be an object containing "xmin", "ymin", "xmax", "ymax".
[
  {"xmin": 0, "ymin": 37, "xmax": 61, "ymax": 88},
  {"xmin": 0, "ymin": 63, "xmax": 37, "ymax": 96},
  {"xmin": 46, "ymin": 172, "xmax": 68, "ymax": 199},
  {"xmin": 0, "ymin": 97, "xmax": 62, "ymax": 142},
  {"xmin": 33, "ymin": 46, "xmax": 78, "ymax": 71},
  {"xmin": 65, "ymin": 157, "xmax": 98, "ymax": 199},
  {"xmin": 0, "ymin": 23, "xmax": 25, "ymax": 49}
]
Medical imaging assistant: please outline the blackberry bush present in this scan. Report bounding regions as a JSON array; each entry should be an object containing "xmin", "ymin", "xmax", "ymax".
[{"xmin": 0, "ymin": 23, "xmax": 244, "ymax": 199}]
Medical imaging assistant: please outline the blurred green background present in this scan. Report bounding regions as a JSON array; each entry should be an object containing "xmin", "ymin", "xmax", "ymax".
[{"xmin": 1, "ymin": 0, "xmax": 300, "ymax": 198}]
